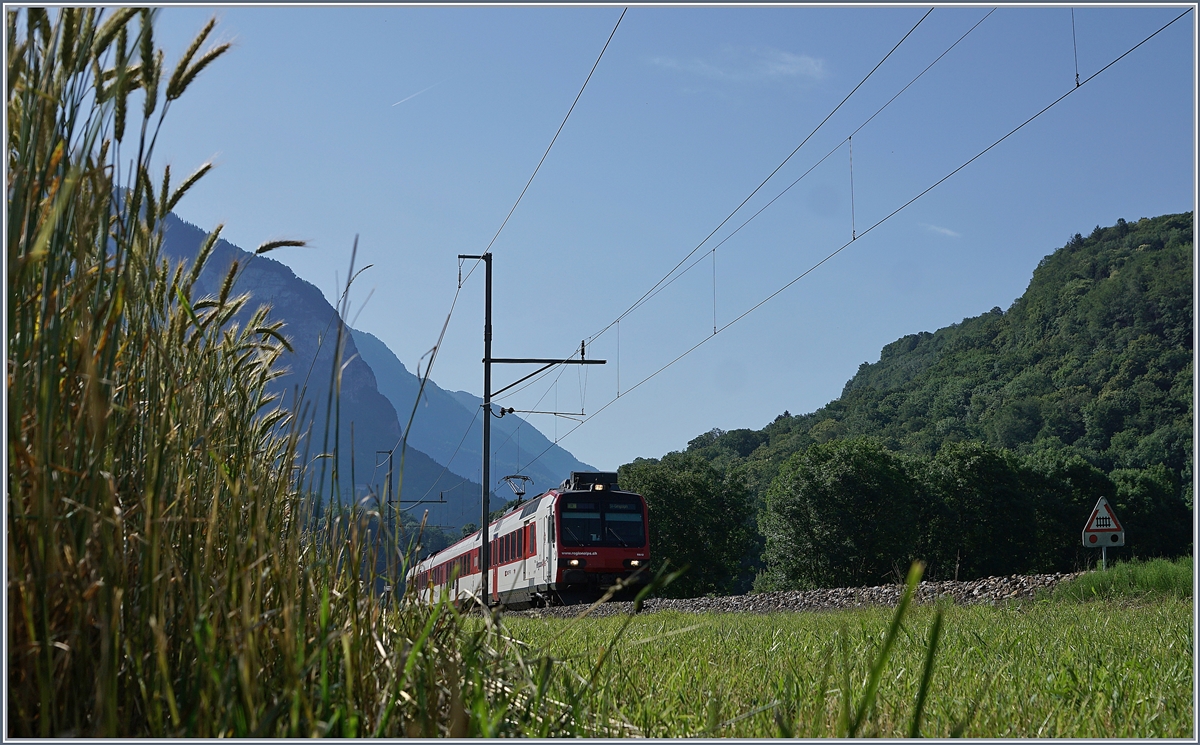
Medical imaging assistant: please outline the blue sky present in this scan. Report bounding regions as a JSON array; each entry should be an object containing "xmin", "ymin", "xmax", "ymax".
[{"xmin": 149, "ymin": 4, "xmax": 1196, "ymax": 473}]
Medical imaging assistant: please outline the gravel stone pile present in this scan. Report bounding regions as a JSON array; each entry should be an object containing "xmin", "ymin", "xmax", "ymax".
[{"xmin": 511, "ymin": 572, "xmax": 1083, "ymax": 620}]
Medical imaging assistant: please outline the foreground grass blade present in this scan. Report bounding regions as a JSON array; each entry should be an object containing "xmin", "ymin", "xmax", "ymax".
[
  {"xmin": 909, "ymin": 607, "xmax": 944, "ymax": 738},
  {"xmin": 848, "ymin": 560, "xmax": 924, "ymax": 736}
]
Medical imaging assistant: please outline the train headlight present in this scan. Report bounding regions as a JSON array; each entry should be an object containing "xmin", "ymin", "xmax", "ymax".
[
  {"xmin": 629, "ymin": 559, "xmax": 641, "ymax": 567},
  {"xmin": 567, "ymin": 558, "xmax": 584, "ymax": 567}
]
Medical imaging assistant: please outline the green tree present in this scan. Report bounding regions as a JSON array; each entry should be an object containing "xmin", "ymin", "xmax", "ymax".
[
  {"xmin": 619, "ymin": 452, "xmax": 752, "ymax": 598},
  {"xmin": 1020, "ymin": 448, "xmax": 1114, "ymax": 572},
  {"xmin": 920, "ymin": 442, "xmax": 1036, "ymax": 580},
  {"xmin": 758, "ymin": 438, "xmax": 918, "ymax": 590},
  {"xmin": 1110, "ymin": 465, "xmax": 1192, "ymax": 559}
]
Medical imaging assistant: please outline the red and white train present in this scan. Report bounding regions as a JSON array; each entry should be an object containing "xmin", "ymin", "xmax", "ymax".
[{"xmin": 406, "ymin": 471, "xmax": 650, "ymax": 608}]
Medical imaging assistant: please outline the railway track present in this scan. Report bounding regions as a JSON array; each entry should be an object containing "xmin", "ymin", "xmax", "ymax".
[{"xmin": 510, "ymin": 572, "xmax": 1085, "ymax": 619}]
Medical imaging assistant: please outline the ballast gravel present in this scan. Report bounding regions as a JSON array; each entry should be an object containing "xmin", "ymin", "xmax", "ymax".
[{"xmin": 509, "ymin": 572, "xmax": 1084, "ymax": 620}]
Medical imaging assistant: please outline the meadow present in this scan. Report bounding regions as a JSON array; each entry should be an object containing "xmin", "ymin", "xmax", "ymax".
[{"xmin": 500, "ymin": 580, "xmax": 1194, "ymax": 737}]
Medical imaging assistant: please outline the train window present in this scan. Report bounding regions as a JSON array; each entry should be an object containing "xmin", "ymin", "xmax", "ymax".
[
  {"xmin": 519, "ymin": 497, "xmax": 542, "ymax": 520},
  {"xmin": 560, "ymin": 497, "xmax": 646, "ymax": 547},
  {"xmin": 604, "ymin": 501, "xmax": 646, "ymax": 547},
  {"xmin": 560, "ymin": 501, "xmax": 602, "ymax": 546}
]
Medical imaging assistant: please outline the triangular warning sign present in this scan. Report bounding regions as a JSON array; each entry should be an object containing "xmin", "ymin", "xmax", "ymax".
[
  {"xmin": 1082, "ymin": 496, "xmax": 1125, "ymax": 547},
  {"xmin": 1084, "ymin": 497, "xmax": 1123, "ymax": 532}
]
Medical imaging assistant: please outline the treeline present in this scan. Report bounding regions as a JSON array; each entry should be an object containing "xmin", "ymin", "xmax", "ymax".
[
  {"xmin": 621, "ymin": 213, "xmax": 1193, "ymax": 595},
  {"xmin": 757, "ymin": 438, "xmax": 1189, "ymax": 589},
  {"xmin": 622, "ymin": 438, "xmax": 1189, "ymax": 594}
]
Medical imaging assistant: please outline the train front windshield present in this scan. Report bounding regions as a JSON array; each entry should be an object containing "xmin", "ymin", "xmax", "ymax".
[{"xmin": 559, "ymin": 496, "xmax": 646, "ymax": 547}]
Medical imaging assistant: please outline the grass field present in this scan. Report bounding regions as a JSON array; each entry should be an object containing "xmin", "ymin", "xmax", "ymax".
[
  {"xmin": 501, "ymin": 584, "xmax": 1194, "ymax": 737},
  {"xmin": 1047, "ymin": 555, "xmax": 1194, "ymax": 603}
]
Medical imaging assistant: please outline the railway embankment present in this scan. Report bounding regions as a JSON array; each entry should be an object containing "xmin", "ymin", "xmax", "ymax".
[{"xmin": 514, "ymin": 572, "xmax": 1084, "ymax": 619}]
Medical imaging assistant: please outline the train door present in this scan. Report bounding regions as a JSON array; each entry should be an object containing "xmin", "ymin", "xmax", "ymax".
[
  {"xmin": 492, "ymin": 534, "xmax": 500, "ymax": 603},
  {"xmin": 541, "ymin": 512, "xmax": 553, "ymax": 584},
  {"xmin": 521, "ymin": 521, "xmax": 531, "ymax": 585}
]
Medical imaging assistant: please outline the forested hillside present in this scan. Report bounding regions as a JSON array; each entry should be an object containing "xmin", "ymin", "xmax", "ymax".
[{"xmin": 626, "ymin": 213, "xmax": 1193, "ymax": 592}]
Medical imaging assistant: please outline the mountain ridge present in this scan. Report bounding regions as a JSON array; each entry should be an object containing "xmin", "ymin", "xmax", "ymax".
[
  {"xmin": 159, "ymin": 213, "xmax": 481, "ymax": 528},
  {"xmin": 159, "ymin": 212, "xmax": 596, "ymax": 528}
]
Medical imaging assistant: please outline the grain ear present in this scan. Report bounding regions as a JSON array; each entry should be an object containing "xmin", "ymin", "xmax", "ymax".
[
  {"xmin": 90, "ymin": 7, "xmax": 138, "ymax": 58},
  {"xmin": 165, "ymin": 17, "xmax": 229, "ymax": 101},
  {"xmin": 167, "ymin": 42, "xmax": 230, "ymax": 102},
  {"xmin": 166, "ymin": 159, "xmax": 211, "ymax": 212},
  {"xmin": 184, "ymin": 223, "xmax": 223, "ymax": 294},
  {"xmin": 217, "ymin": 259, "xmax": 240, "ymax": 309},
  {"xmin": 255, "ymin": 239, "xmax": 307, "ymax": 255},
  {"xmin": 166, "ymin": 161, "xmax": 212, "ymax": 214}
]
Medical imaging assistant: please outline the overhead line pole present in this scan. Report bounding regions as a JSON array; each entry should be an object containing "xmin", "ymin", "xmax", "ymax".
[{"xmin": 458, "ymin": 253, "xmax": 604, "ymax": 614}]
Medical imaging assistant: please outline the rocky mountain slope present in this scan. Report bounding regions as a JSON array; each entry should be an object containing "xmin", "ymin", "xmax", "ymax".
[{"xmin": 160, "ymin": 213, "xmax": 481, "ymax": 528}]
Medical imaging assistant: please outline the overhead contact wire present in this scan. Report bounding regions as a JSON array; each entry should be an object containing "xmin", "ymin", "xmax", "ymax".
[
  {"xmin": 508, "ymin": 7, "xmax": 943, "ymax": 414},
  {"xmin": 517, "ymin": 6, "xmax": 1191, "ymax": 476},
  {"xmin": 509, "ymin": 8, "xmax": 988, "ymax": 438},
  {"xmin": 411, "ymin": 405, "xmax": 482, "ymax": 504},
  {"xmin": 399, "ymin": 9, "xmax": 628, "ymax": 485},
  {"xmin": 586, "ymin": 7, "xmax": 934, "ymax": 345},
  {"xmin": 462, "ymin": 6, "xmax": 627, "ymax": 286},
  {"xmin": 580, "ymin": 8, "xmax": 993, "ymax": 345}
]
